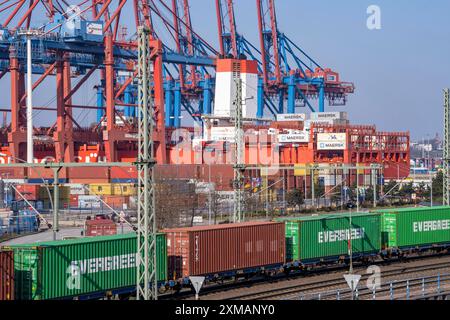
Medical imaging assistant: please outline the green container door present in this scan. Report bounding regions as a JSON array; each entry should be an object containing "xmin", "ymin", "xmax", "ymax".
[
  {"xmin": 284, "ymin": 221, "xmax": 299, "ymax": 261},
  {"xmin": 7, "ymin": 233, "xmax": 167, "ymax": 300},
  {"xmin": 13, "ymin": 248, "xmax": 39, "ymax": 300},
  {"xmin": 156, "ymin": 233, "xmax": 168, "ymax": 281},
  {"xmin": 381, "ymin": 213, "xmax": 397, "ymax": 248}
]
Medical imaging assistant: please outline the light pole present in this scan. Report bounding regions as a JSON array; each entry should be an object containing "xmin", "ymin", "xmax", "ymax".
[
  {"xmin": 17, "ymin": 29, "xmax": 44, "ymax": 164},
  {"xmin": 349, "ymin": 208, "xmax": 353, "ymax": 274},
  {"xmin": 208, "ymin": 164, "xmax": 212, "ymax": 225},
  {"xmin": 356, "ymin": 153, "xmax": 360, "ymax": 213},
  {"xmin": 430, "ymin": 171, "xmax": 433, "ymax": 207}
]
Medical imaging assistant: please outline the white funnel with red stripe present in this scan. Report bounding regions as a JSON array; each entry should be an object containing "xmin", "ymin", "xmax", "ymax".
[{"xmin": 213, "ymin": 59, "xmax": 258, "ymax": 119}]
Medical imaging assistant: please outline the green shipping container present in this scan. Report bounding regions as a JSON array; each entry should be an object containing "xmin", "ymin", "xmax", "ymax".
[
  {"xmin": 4, "ymin": 233, "xmax": 167, "ymax": 300},
  {"xmin": 277, "ymin": 212, "xmax": 381, "ymax": 262},
  {"xmin": 376, "ymin": 206, "xmax": 450, "ymax": 249},
  {"xmin": 284, "ymin": 221, "xmax": 300, "ymax": 261}
]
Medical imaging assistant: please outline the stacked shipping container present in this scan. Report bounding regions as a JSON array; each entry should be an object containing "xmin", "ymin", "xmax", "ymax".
[{"xmin": 14, "ymin": 185, "xmax": 40, "ymax": 201}]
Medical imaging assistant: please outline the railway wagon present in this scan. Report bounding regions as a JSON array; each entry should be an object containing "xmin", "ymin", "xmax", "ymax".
[
  {"xmin": 376, "ymin": 206, "xmax": 450, "ymax": 252},
  {"xmin": 163, "ymin": 221, "xmax": 285, "ymax": 282},
  {"xmin": 3, "ymin": 233, "xmax": 167, "ymax": 300},
  {"xmin": 276, "ymin": 212, "xmax": 381, "ymax": 265},
  {"xmin": 0, "ymin": 250, "xmax": 14, "ymax": 300}
]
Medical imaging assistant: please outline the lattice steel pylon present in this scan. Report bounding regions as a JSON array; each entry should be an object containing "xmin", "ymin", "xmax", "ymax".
[
  {"xmin": 233, "ymin": 76, "xmax": 245, "ymax": 223},
  {"xmin": 136, "ymin": 27, "xmax": 158, "ymax": 300},
  {"xmin": 444, "ymin": 88, "xmax": 450, "ymax": 206}
]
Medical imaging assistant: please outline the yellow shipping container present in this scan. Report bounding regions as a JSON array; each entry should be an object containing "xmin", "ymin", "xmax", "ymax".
[
  {"xmin": 294, "ymin": 163, "xmax": 309, "ymax": 176},
  {"xmin": 89, "ymin": 183, "xmax": 114, "ymax": 196},
  {"xmin": 113, "ymin": 183, "xmax": 136, "ymax": 196},
  {"xmin": 357, "ymin": 163, "xmax": 365, "ymax": 175}
]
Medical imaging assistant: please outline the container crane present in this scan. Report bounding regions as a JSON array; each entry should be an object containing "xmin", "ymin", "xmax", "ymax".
[
  {"xmin": 255, "ymin": 0, "xmax": 355, "ymax": 116},
  {"xmin": 0, "ymin": 0, "xmax": 217, "ymax": 165}
]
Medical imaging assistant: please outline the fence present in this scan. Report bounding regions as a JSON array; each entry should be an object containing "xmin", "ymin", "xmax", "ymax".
[{"xmin": 293, "ymin": 273, "xmax": 450, "ymax": 300}]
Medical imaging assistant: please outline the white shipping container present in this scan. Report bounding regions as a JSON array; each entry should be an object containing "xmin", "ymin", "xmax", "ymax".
[
  {"xmin": 65, "ymin": 184, "xmax": 87, "ymax": 195},
  {"xmin": 317, "ymin": 133, "xmax": 347, "ymax": 150},
  {"xmin": 364, "ymin": 175, "xmax": 372, "ymax": 186},
  {"xmin": 321, "ymin": 175, "xmax": 335, "ymax": 187},
  {"xmin": 305, "ymin": 119, "xmax": 349, "ymax": 128},
  {"xmin": 208, "ymin": 126, "xmax": 236, "ymax": 142},
  {"xmin": 78, "ymin": 195, "xmax": 101, "ymax": 209},
  {"xmin": 276, "ymin": 113, "xmax": 306, "ymax": 122},
  {"xmin": 278, "ymin": 132, "xmax": 309, "ymax": 143},
  {"xmin": 310, "ymin": 112, "xmax": 348, "ymax": 121},
  {"xmin": 195, "ymin": 182, "xmax": 215, "ymax": 194}
]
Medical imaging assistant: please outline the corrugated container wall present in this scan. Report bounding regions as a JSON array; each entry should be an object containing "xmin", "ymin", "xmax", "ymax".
[
  {"xmin": 376, "ymin": 206, "xmax": 450, "ymax": 249},
  {"xmin": 0, "ymin": 250, "xmax": 14, "ymax": 300},
  {"xmin": 66, "ymin": 184, "xmax": 88, "ymax": 195},
  {"xmin": 85, "ymin": 219, "xmax": 117, "ymax": 237},
  {"xmin": 277, "ymin": 213, "xmax": 381, "ymax": 262},
  {"xmin": 78, "ymin": 195, "xmax": 101, "ymax": 209},
  {"xmin": 103, "ymin": 195, "xmax": 130, "ymax": 209},
  {"xmin": 113, "ymin": 184, "xmax": 136, "ymax": 196},
  {"xmin": 89, "ymin": 183, "xmax": 114, "ymax": 196},
  {"xmin": 39, "ymin": 186, "xmax": 71, "ymax": 200},
  {"xmin": 163, "ymin": 221, "xmax": 285, "ymax": 279},
  {"xmin": 6, "ymin": 233, "xmax": 167, "ymax": 300},
  {"xmin": 15, "ymin": 185, "xmax": 40, "ymax": 201}
]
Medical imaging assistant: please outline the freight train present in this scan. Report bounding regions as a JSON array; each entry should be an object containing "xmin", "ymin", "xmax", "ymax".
[{"xmin": 0, "ymin": 206, "xmax": 450, "ymax": 300}]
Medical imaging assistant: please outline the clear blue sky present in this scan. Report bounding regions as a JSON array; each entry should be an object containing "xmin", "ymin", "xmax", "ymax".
[
  {"xmin": 189, "ymin": 0, "xmax": 450, "ymax": 140},
  {"xmin": 1, "ymin": 1, "xmax": 448, "ymax": 141}
]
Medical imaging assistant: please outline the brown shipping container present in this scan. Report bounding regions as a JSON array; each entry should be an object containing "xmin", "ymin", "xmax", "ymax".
[
  {"xmin": 0, "ymin": 250, "xmax": 14, "ymax": 300},
  {"xmin": 85, "ymin": 219, "xmax": 117, "ymax": 237},
  {"xmin": 163, "ymin": 221, "xmax": 285, "ymax": 279}
]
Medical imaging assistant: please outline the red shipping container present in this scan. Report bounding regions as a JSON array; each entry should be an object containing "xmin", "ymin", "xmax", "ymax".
[
  {"xmin": 163, "ymin": 221, "xmax": 285, "ymax": 279},
  {"xmin": 85, "ymin": 219, "xmax": 117, "ymax": 237},
  {"xmin": 69, "ymin": 194, "xmax": 79, "ymax": 208},
  {"xmin": 0, "ymin": 250, "xmax": 14, "ymax": 300},
  {"xmin": 15, "ymin": 184, "xmax": 40, "ymax": 201},
  {"xmin": 103, "ymin": 195, "xmax": 130, "ymax": 209},
  {"xmin": 67, "ymin": 167, "xmax": 110, "ymax": 184}
]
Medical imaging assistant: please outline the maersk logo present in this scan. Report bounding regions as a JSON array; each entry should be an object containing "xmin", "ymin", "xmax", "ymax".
[
  {"xmin": 318, "ymin": 228, "xmax": 365, "ymax": 243},
  {"xmin": 413, "ymin": 220, "xmax": 450, "ymax": 233}
]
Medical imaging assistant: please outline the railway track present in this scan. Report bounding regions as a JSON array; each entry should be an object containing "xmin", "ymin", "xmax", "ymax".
[
  {"xmin": 232, "ymin": 260, "xmax": 450, "ymax": 300},
  {"xmin": 178, "ymin": 254, "xmax": 450, "ymax": 300}
]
